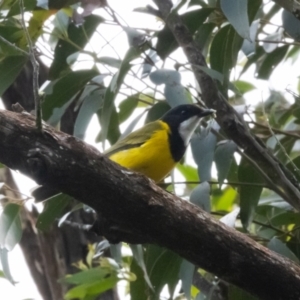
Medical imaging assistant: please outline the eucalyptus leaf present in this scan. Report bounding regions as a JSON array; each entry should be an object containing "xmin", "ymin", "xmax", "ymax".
[
  {"xmin": 191, "ymin": 123, "xmax": 217, "ymax": 181},
  {"xmin": 0, "ymin": 248, "xmax": 16, "ymax": 284},
  {"xmin": 214, "ymin": 140, "xmax": 237, "ymax": 186},
  {"xmin": 49, "ymin": 14, "xmax": 104, "ymax": 79},
  {"xmin": 74, "ymin": 89, "xmax": 105, "ymax": 139},
  {"xmin": 268, "ymin": 237, "xmax": 299, "ymax": 263},
  {"xmin": 0, "ymin": 56, "xmax": 28, "ymax": 96},
  {"xmin": 0, "ymin": 204, "xmax": 22, "ymax": 251},
  {"xmin": 238, "ymin": 157, "xmax": 263, "ymax": 229},
  {"xmin": 190, "ymin": 182, "xmax": 211, "ymax": 212},
  {"xmin": 36, "ymin": 194, "xmax": 71, "ymax": 231},
  {"xmin": 100, "ymin": 47, "xmax": 140, "ymax": 142},
  {"xmin": 179, "ymin": 259, "xmax": 195, "ymax": 300},
  {"xmin": 282, "ymin": 9, "xmax": 300, "ymax": 42},
  {"xmin": 42, "ymin": 69, "xmax": 99, "ymax": 123},
  {"xmin": 256, "ymin": 45, "xmax": 289, "ymax": 79},
  {"xmin": 150, "ymin": 69, "xmax": 189, "ymax": 107},
  {"xmin": 130, "ymin": 244, "xmax": 153, "ymax": 290},
  {"xmin": 220, "ymin": 0, "xmax": 250, "ymax": 40},
  {"xmin": 145, "ymin": 102, "xmax": 171, "ymax": 123}
]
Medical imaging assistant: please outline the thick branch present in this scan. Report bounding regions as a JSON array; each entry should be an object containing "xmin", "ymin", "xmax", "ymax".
[
  {"xmin": 0, "ymin": 110, "xmax": 300, "ymax": 299},
  {"xmin": 153, "ymin": 0, "xmax": 300, "ymax": 210}
]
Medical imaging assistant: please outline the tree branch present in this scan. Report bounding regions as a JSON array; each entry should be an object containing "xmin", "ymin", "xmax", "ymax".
[
  {"xmin": 153, "ymin": 0, "xmax": 300, "ymax": 210},
  {"xmin": 1, "ymin": 110, "xmax": 300, "ymax": 299}
]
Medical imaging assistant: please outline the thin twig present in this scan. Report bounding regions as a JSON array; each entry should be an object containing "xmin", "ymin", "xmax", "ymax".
[
  {"xmin": 256, "ymin": 39, "xmax": 300, "ymax": 46},
  {"xmin": 172, "ymin": 180, "xmax": 268, "ymax": 188},
  {"xmin": 19, "ymin": 0, "xmax": 42, "ymax": 131},
  {"xmin": 211, "ymin": 211, "xmax": 292, "ymax": 237},
  {"xmin": 249, "ymin": 121, "xmax": 300, "ymax": 139}
]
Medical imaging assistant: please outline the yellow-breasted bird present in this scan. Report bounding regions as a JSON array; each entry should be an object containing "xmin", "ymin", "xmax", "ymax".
[
  {"xmin": 32, "ymin": 104, "xmax": 214, "ymax": 200},
  {"xmin": 106, "ymin": 104, "xmax": 214, "ymax": 182}
]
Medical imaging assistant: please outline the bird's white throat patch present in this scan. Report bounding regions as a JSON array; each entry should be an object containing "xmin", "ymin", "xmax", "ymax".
[{"xmin": 178, "ymin": 116, "xmax": 201, "ymax": 146}]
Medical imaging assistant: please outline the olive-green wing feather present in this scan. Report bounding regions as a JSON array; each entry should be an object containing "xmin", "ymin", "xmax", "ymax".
[{"xmin": 104, "ymin": 121, "xmax": 163, "ymax": 157}]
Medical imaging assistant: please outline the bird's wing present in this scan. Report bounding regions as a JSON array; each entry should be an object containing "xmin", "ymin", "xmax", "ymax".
[{"xmin": 104, "ymin": 121, "xmax": 164, "ymax": 157}]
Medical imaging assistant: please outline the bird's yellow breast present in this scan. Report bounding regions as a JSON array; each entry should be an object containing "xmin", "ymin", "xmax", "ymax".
[{"xmin": 109, "ymin": 122, "xmax": 176, "ymax": 182}]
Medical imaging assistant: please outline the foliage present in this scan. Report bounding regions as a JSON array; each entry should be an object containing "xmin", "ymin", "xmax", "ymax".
[{"xmin": 0, "ymin": 0, "xmax": 300, "ymax": 299}]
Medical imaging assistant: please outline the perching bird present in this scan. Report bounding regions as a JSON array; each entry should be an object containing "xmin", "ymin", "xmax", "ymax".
[
  {"xmin": 106, "ymin": 104, "xmax": 214, "ymax": 182},
  {"xmin": 32, "ymin": 104, "xmax": 214, "ymax": 201}
]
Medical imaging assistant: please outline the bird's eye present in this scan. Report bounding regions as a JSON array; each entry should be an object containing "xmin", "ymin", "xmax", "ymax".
[{"xmin": 181, "ymin": 110, "xmax": 186, "ymax": 115}]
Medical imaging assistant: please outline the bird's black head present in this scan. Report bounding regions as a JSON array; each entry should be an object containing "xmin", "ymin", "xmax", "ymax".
[
  {"xmin": 160, "ymin": 104, "xmax": 215, "ymax": 162},
  {"xmin": 161, "ymin": 104, "xmax": 214, "ymax": 129}
]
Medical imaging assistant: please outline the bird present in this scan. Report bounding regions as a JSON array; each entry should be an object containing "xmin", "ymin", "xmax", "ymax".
[
  {"xmin": 105, "ymin": 104, "xmax": 214, "ymax": 182},
  {"xmin": 32, "ymin": 104, "xmax": 214, "ymax": 201}
]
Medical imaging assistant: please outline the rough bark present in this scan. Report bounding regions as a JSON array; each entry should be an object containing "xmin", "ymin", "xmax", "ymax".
[
  {"xmin": 0, "ymin": 110, "xmax": 300, "ymax": 300},
  {"xmin": 1, "ymin": 58, "xmax": 118, "ymax": 300}
]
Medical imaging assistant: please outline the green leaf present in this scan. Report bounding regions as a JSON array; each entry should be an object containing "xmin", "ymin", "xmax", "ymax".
[
  {"xmin": 282, "ymin": 9, "xmax": 300, "ymax": 42},
  {"xmin": 100, "ymin": 47, "xmax": 140, "ymax": 142},
  {"xmin": 118, "ymin": 110, "xmax": 147, "ymax": 140},
  {"xmin": 65, "ymin": 276, "xmax": 118, "ymax": 299},
  {"xmin": 7, "ymin": 0, "xmax": 36, "ymax": 17},
  {"xmin": 238, "ymin": 157, "xmax": 263, "ymax": 229},
  {"xmin": 233, "ymin": 80, "xmax": 256, "ymax": 94},
  {"xmin": 0, "ymin": 248, "xmax": 16, "ymax": 284},
  {"xmin": 190, "ymin": 182, "xmax": 211, "ymax": 212},
  {"xmin": 110, "ymin": 243, "xmax": 122, "ymax": 265},
  {"xmin": 118, "ymin": 96, "xmax": 139, "ymax": 124},
  {"xmin": 241, "ymin": 46, "xmax": 265, "ymax": 75},
  {"xmin": 220, "ymin": 0, "xmax": 250, "ymax": 40},
  {"xmin": 49, "ymin": 14, "xmax": 104, "ymax": 79},
  {"xmin": 74, "ymin": 89, "xmax": 105, "ymax": 139},
  {"xmin": 191, "ymin": 122, "xmax": 218, "ymax": 181},
  {"xmin": 270, "ymin": 211, "xmax": 300, "ymax": 227},
  {"xmin": 212, "ymin": 186, "xmax": 237, "ymax": 211},
  {"xmin": 242, "ymin": 20, "xmax": 259, "ymax": 57},
  {"xmin": 156, "ymin": 8, "xmax": 214, "ymax": 59},
  {"xmin": 62, "ymin": 267, "xmax": 111, "ymax": 285},
  {"xmin": 0, "ymin": 203, "xmax": 22, "ymax": 251},
  {"xmin": 268, "ymin": 237, "xmax": 299, "ymax": 263},
  {"xmin": 130, "ymin": 245, "xmax": 182, "ymax": 299},
  {"xmin": 147, "ymin": 245, "xmax": 182, "ymax": 298},
  {"xmin": 179, "ymin": 259, "xmax": 195, "ymax": 300},
  {"xmin": 194, "ymin": 23, "xmax": 216, "ymax": 54},
  {"xmin": 98, "ymin": 104, "xmax": 121, "ymax": 145},
  {"xmin": 42, "ymin": 69, "xmax": 99, "ymax": 123},
  {"xmin": 210, "ymin": 24, "xmax": 243, "ymax": 93},
  {"xmin": 257, "ymin": 45, "xmax": 289, "ymax": 79},
  {"xmin": 19, "ymin": 10, "xmax": 55, "ymax": 47},
  {"xmin": 214, "ymin": 140, "xmax": 237, "ymax": 186},
  {"xmin": 0, "ymin": 56, "xmax": 28, "ymax": 96},
  {"xmin": 176, "ymin": 164, "xmax": 199, "ymax": 182},
  {"xmin": 150, "ymin": 69, "xmax": 191, "ymax": 107},
  {"xmin": 52, "ymin": 10, "xmax": 69, "ymax": 38},
  {"xmin": 130, "ymin": 244, "xmax": 153, "ymax": 290},
  {"xmin": 36, "ymin": 194, "xmax": 71, "ymax": 231},
  {"xmin": 145, "ymin": 101, "xmax": 171, "ymax": 123}
]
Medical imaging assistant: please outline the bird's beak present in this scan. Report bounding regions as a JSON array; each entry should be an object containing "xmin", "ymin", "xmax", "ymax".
[{"xmin": 200, "ymin": 108, "xmax": 216, "ymax": 117}]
